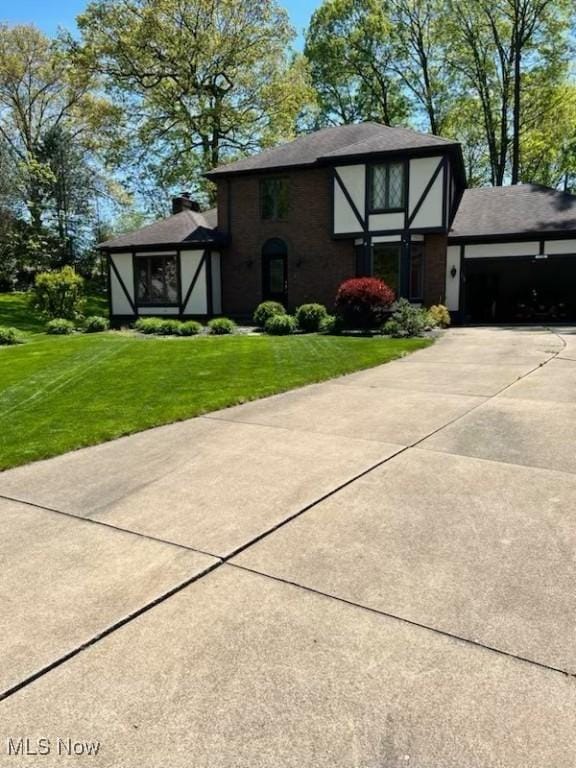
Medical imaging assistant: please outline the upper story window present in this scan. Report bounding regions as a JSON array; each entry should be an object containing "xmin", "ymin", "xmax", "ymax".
[
  {"xmin": 370, "ymin": 161, "xmax": 405, "ymax": 212},
  {"xmin": 261, "ymin": 177, "xmax": 289, "ymax": 220}
]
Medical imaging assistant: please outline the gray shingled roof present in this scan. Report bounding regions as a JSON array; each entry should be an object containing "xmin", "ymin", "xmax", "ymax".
[
  {"xmin": 450, "ymin": 185, "xmax": 576, "ymax": 239},
  {"xmin": 205, "ymin": 122, "xmax": 457, "ymax": 178},
  {"xmin": 98, "ymin": 208, "xmax": 220, "ymax": 250}
]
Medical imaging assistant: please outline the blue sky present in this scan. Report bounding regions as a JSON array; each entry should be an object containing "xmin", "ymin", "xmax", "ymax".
[{"xmin": 0, "ymin": 0, "xmax": 318, "ymax": 48}]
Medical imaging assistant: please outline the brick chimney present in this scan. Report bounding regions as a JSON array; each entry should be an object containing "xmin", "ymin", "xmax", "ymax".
[{"xmin": 172, "ymin": 192, "xmax": 200, "ymax": 214}]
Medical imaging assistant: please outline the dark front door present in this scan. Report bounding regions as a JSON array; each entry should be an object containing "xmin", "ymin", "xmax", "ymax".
[{"xmin": 262, "ymin": 238, "xmax": 288, "ymax": 305}]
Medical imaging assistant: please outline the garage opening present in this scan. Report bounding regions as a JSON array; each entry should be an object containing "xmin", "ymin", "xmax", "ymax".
[{"xmin": 464, "ymin": 256, "xmax": 576, "ymax": 323}]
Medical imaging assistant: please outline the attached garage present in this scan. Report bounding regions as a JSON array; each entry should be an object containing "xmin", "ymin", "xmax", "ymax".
[{"xmin": 446, "ymin": 185, "xmax": 576, "ymax": 324}]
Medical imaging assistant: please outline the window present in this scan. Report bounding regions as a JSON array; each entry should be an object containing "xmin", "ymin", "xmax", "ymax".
[
  {"xmin": 135, "ymin": 254, "xmax": 179, "ymax": 305},
  {"xmin": 370, "ymin": 162, "xmax": 405, "ymax": 211},
  {"xmin": 262, "ymin": 238, "xmax": 287, "ymax": 302},
  {"xmin": 261, "ymin": 178, "xmax": 289, "ymax": 220},
  {"xmin": 372, "ymin": 243, "xmax": 400, "ymax": 295},
  {"xmin": 409, "ymin": 244, "xmax": 424, "ymax": 300}
]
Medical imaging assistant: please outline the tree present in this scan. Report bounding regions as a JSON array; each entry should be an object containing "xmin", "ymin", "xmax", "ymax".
[
  {"xmin": 446, "ymin": 0, "xmax": 572, "ymax": 185},
  {"xmin": 0, "ymin": 24, "xmax": 119, "ymax": 274},
  {"xmin": 389, "ymin": 0, "xmax": 450, "ymax": 135},
  {"xmin": 73, "ymin": 0, "xmax": 313, "ymax": 202},
  {"xmin": 305, "ymin": 0, "xmax": 410, "ymax": 126}
]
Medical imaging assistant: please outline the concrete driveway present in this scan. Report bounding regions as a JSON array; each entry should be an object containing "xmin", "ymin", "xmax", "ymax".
[{"xmin": 1, "ymin": 327, "xmax": 575, "ymax": 767}]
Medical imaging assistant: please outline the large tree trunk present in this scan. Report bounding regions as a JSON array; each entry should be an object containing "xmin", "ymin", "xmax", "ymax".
[{"xmin": 511, "ymin": 41, "xmax": 522, "ymax": 184}]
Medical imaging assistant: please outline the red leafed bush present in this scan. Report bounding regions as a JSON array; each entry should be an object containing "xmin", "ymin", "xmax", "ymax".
[{"xmin": 335, "ymin": 277, "xmax": 395, "ymax": 329}]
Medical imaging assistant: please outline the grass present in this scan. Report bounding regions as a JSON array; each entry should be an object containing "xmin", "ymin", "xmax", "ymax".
[{"xmin": 0, "ymin": 292, "xmax": 431, "ymax": 470}]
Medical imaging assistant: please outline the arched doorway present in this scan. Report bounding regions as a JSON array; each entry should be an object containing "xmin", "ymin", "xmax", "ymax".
[{"xmin": 262, "ymin": 238, "xmax": 288, "ymax": 305}]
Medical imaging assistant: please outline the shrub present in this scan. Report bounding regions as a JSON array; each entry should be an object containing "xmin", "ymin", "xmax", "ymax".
[
  {"xmin": 177, "ymin": 320, "xmax": 203, "ymax": 336},
  {"xmin": 253, "ymin": 301, "xmax": 286, "ymax": 328},
  {"xmin": 383, "ymin": 299, "xmax": 430, "ymax": 337},
  {"xmin": 264, "ymin": 313, "xmax": 297, "ymax": 335},
  {"xmin": 335, "ymin": 277, "xmax": 395, "ymax": 329},
  {"xmin": 295, "ymin": 303, "xmax": 328, "ymax": 332},
  {"xmin": 83, "ymin": 315, "xmax": 110, "ymax": 333},
  {"xmin": 428, "ymin": 304, "xmax": 451, "ymax": 328},
  {"xmin": 46, "ymin": 318, "xmax": 75, "ymax": 335},
  {"xmin": 134, "ymin": 317, "xmax": 180, "ymax": 335},
  {"xmin": 318, "ymin": 314, "xmax": 342, "ymax": 335},
  {"xmin": 30, "ymin": 266, "xmax": 85, "ymax": 320},
  {"xmin": 0, "ymin": 326, "xmax": 24, "ymax": 345},
  {"xmin": 207, "ymin": 317, "xmax": 236, "ymax": 335}
]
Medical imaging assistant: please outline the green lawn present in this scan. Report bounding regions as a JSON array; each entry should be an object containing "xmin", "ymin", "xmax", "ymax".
[{"xmin": 0, "ymin": 292, "xmax": 431, "ymax": 470}]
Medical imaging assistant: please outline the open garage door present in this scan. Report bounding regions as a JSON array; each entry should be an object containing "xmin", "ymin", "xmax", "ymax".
[{"xmin": 463, "ymin": 256, "xmax": 576, "ymax": 323}]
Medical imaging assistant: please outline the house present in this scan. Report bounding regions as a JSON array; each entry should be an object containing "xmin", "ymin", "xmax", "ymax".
[{"xmin": 99, "ymin": 122, "xmax": 576, "ymax": 325}]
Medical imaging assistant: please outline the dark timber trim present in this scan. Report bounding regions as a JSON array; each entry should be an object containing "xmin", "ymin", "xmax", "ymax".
[
  {"xmin": 180, "ymin": 250, "xmax": 207, "ymax": 314},
  {"xmin": 334, "ymin": 167, "xmax": 366, "ymax": 231},
  {"xmin": 205, "ymin": 249, "xmax": 213, "ymax": 316},
  {"xmin": 110, "ymin": 253, "xmax": 137, "ymax": 314},
  {"xmin": 408, "ymin": 157, "xmax": 444, "ymax": 227}
]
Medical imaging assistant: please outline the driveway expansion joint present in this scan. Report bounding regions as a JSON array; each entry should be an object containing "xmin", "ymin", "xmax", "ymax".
[{"xmin": 227, "ymin": 563, "xmax": 576, "ymax": 681}]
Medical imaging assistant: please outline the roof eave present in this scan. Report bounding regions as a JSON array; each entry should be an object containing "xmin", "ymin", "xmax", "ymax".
[
  {"xmin": 448, "ymin": 229, "xmax": 576, "ymax": 243},
  {"xmin": 98, "ymin": 234, "xmax": 228, "ymax": 252}
]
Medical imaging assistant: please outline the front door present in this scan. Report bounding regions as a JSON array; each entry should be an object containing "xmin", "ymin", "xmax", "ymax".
[{"xmin": 262, "ymin": 239, "xmax": 288, "ymax": 305}]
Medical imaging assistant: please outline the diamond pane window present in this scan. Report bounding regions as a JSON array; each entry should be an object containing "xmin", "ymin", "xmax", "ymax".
[{"xmin": 370, "ymin": 162, "xmax": 405, "ymax": 211}]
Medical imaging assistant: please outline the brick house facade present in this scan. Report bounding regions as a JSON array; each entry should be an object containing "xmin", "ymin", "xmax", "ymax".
[{"xmin": 101, "ymin": 122, "xmax": 576, "ymax": 325}]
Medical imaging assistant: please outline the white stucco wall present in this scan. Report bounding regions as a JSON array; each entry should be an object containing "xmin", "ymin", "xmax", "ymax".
[
  {"xmin": 465, "ymin": 241, "xmax": 540, "ymax": 259},
  {"xmin": 180, "ymin": 250, "xmax": 208, "ymax": 314},
  {"xmin": 110, "ymin": 252, "xmax": 134, "ymax": 315},
  {"xmin": 445, "ymin": 245, "xmax": 461, "ymax": 311},
  {"xmin": 544, "ymin": 239, "xmax": 576, "ymax": 255},
  {"xmin": 333, "ymin": 155, "xmax": 447, "ymax": 236}
]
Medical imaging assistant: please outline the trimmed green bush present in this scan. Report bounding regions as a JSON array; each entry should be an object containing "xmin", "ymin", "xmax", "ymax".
[
  {"xmin": 319, "ymin": 314, "xmax": 342, "ymax": 335},
  {"xmin": 134, "ymin": 317, "xmax": 180, "ymax": 335},
  {"xmin": 428, "ymin": 304, "xmax": 451, "ymax": 328},
  {"xmin": 83, "ymin": 315, "xmax": 110, "ymax": 333},
  {"xmin": 31, "ymin": 266, "xmax": 85, "ymax": 320},
  {"xmin": 253, "ymin": 301, "xmax": 286, "ymax": 328},
  {"xmin": 0, "ymin": 326, "xmax": 24, "ymax": 345},
  {"xmin": 177, "ymin": 320, "xmax": 203, "ymax": 336},
  {"xmin": 46, "ymin": 318, "xmax": 75, "ymax": 335},
  {"xmin": 264, "ymin": 313, "xmax": 297, "ymax": 335},
  {"xmin": 208, "ymin": 317, "xmax": 236, "ymax": 335},
  {"xmin": 295, "ymin": 303, "xmax": 328, "ymax": 332},
  {"xmin": 383, "ymin": 299, "xmax": 430, "ymax": 337}
]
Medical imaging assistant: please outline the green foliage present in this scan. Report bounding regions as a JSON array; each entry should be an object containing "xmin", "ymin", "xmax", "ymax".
[
  {"xmin": 46, "ymin": 318, "xmax": 76, "ymax": 335},
  {"xmin": 383, "ymin": 299, "xmax": 431, "ymax": 337},
  {"xmin": 31, "ymin": 266, "xmax": 85, "ymax": 320},
  {"xmin": 264, "ymin": 313, "xmax": 297, "ymax": 335},
  {"xmin": 305, "ymin": 0, "xmax": 409, "ymax": 125},
  {"xmin": 75, "ymin": 0, "xmax": 314, "ymax": 201},
  {"xmin": 295, "ymin": 303, "xmax": 328, "ymax": 332},
  {"xmin": 319, "ymin": 314, "xmax": 342, "ymax": 334},
  {"xmin": 0, "ymin": 326, "xmax": 24, "ymax": 345},
  {"xmin": 83, "ymin": 315, "xmax": 110, "ymax": 333},
  {"xmin": 253, "ymin": 301, "xmax": 286, "ymax": 328},
  {"xmin": 0, "ymin": 24, "xmax": 120, "ymax": 278},
  {"xmin": 0, "ymin": 303, "xmax": 430, "ymax": 471},
  {"xmin": 177, "ymin": 320, "xmax": 203, "ymax": 336},
  {"xmin": 207, "ymin": 317, "xmax": 236, "ymax": 335},
  {"xmin": 427, "ymin": 304, "xmax": 451, "ymax": 328},
  {"xmin": 134, "ymin": 317, "xmax": 180, "ymax": 335}
]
